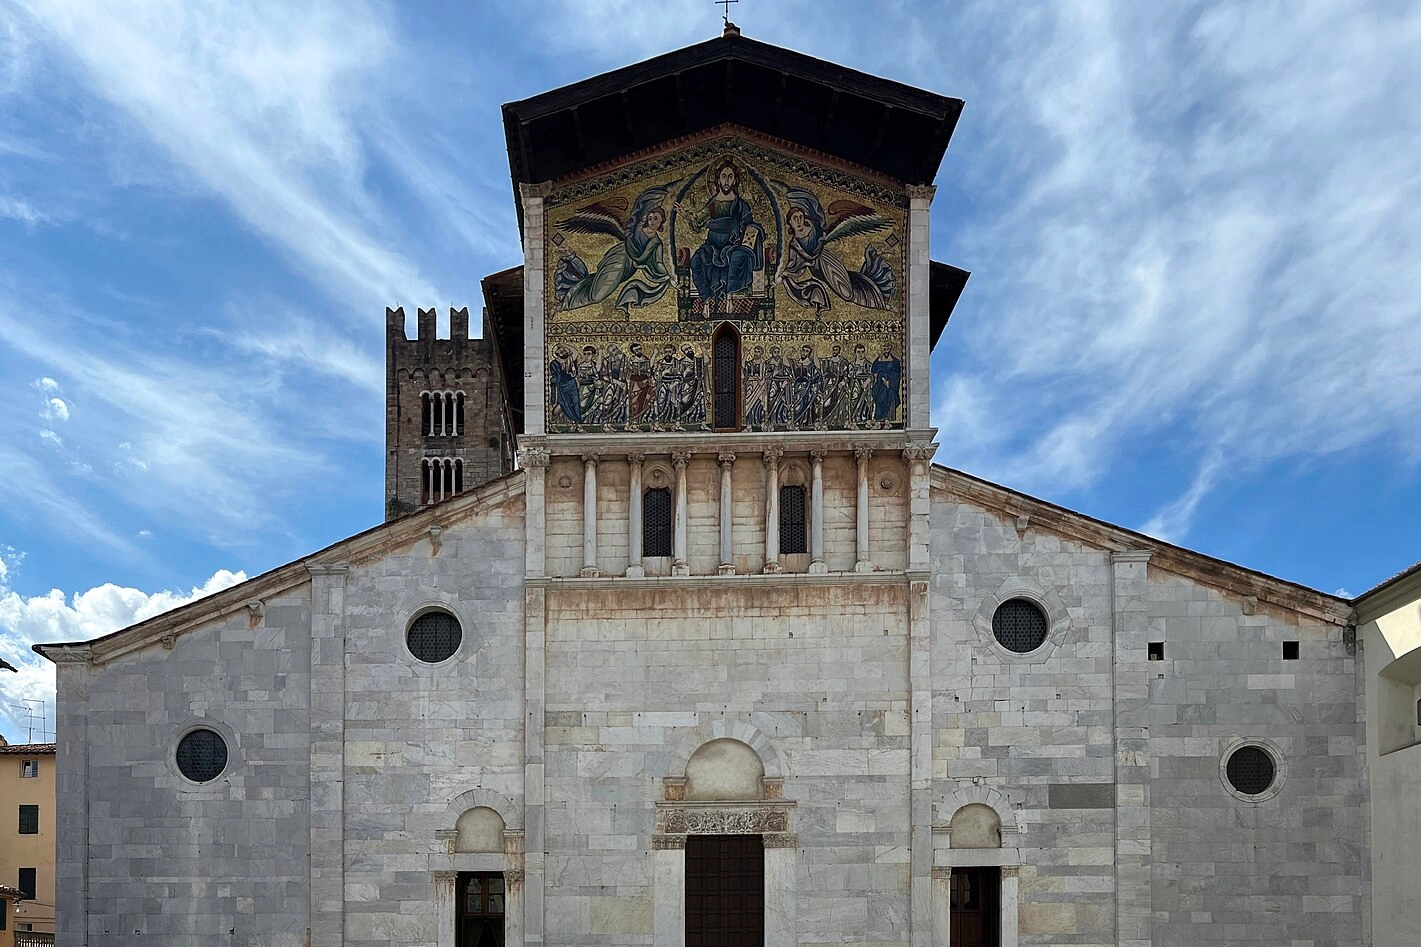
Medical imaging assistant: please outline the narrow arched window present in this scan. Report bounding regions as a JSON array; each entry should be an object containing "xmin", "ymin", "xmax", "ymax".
[
  {"xmin": 453, "ymin": 458, "xmax": 464, "ymax": 494},
  {"xmin": 644, "ymin": 487, "xmax": 672, "ymax": 557},
  {"xmin": 455, "ymin": 392, "xmax": 465, "ymax": 436},
  {"xmin": 712, "ymin": 323, "xmax": 740, "ymax": 431},
  {"xmin": 779, "ymin": 484, "xmax": 806, "ymax": 554},
  {"xmin": 421, "ymin": 392, "xmax": 433, "ymax": 435}
]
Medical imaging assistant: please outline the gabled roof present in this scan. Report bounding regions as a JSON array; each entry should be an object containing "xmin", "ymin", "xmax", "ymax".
[
  {"xmin": 931, "ymin": 465, "xmax": 1354, "ymax": 626},
  {"xmin": 34, "ymin": 471, "xmax": 526, "ymax": 667},
  {"xmin": 502, "ymin": 28, "xmax": 963, "ymax": 230},
  {"xmin": 0, "ymin": 743, "xmax": 56, "ymax": 755}
]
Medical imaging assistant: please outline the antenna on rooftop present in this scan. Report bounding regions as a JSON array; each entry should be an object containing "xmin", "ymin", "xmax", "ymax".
[{"xmin": 12, "ymin": 699, "xmax": 54, "ymax": 743}]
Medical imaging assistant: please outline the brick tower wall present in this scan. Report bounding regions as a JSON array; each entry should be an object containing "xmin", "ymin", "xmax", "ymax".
[{"xmin": 385, "ymin": 306, "xmax": 514, "ymax": 520}]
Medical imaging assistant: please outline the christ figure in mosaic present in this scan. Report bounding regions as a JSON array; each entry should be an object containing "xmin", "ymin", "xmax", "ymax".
[{"xmin": 680, "ymin": 159, "xmax": 765, "ymax": 303}]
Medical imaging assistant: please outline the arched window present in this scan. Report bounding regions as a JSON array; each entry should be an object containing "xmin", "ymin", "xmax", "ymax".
[
  {"xmin": 712, "ymin": 323, "xmax": 740, "ymax": 431},
  {"xmin": 455, "ymin": 391, "xmax": 465, "ymax": 435},
  {"xmin": 779, "ymin": 484, "xmax": 806, "ymax": 554},
  {"xmin": 421, "ymin": 457, "xmax": 465, "ymax": 505},
  {"xmin": 643, "ymin": 487, "xmax": 673, "ymax": 557},
  {"xmin": 420, "ymin": 390, "xmax": 466, "ymax": 436},
  {"xmin": 421, "ymin": 391, "xmax": 433, "ymax": 435}
]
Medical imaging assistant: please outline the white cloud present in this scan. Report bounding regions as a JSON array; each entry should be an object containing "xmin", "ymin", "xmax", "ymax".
[
  {"xmin": 0, "ymin": 194, "xmax": 50, "ymax": 226},
  {"xmin": 38, "ymin": 428, "xmax": 60, "ymax": 447},
  {"xmin": 0, "ymin": 560, "xmax": 246, "ymax": 741},
  {"xmin": 45, "ymin": 397, "xmax": 69, "ymax": 421}
]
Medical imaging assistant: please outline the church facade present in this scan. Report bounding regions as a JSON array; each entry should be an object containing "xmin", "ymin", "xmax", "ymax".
[{"xmin": 37, "ymin": 29, "xmax": 1418, "ymax": 947}]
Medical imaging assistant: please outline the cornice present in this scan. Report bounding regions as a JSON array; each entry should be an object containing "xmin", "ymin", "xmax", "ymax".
[
  {"xmin": 931, "ymin": 464, "xmax": 1352, "ymax": 626},
  {"xmin": 541, "ymin": 428, "xmax": 935, "ymax": 457},
  {"xmin": 528, "ymin": 570, "xmax": 912, "ymax": 592}
]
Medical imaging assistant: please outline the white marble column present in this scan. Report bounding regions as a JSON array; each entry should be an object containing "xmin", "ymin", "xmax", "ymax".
[
  {"xmin": 931, "ymin": 868, "xmax": 951, "ymax": 947},
  {"xmin": 905, "ymin": 184, "xmax": 935, "ymax": 429},
  {"xmin": 1000, "ymin": 866, "xmax": 1020, "ymax": 947},
  {"xmin": 652, "ymin": 837, "xmax": 686, "ymax": 947},
  {"xmin": 809, "ymin": 450, "xmax": 826, "ymax": 574},
  {"xmin": 627, "ymin": 453, "xmax": 645, "ymax": 578},
  {"xmin": 581, "ymin": 454, "xmax": 599, "ymax": 577},
  {"xmin": 717, "ymin": 451, "xmax": 736, "ymax": 575},
  {"xmin": 503, "ymin": 868, "xmax": 524, "ymax": 947},
  {"xmin": 763, "ymin": 447, "xmax": 782, "ymax": 573},
  {"xmin": 854, "ymin": 445, "xmax": 873, "ymax": 572},
  {"xmin": 671, "ymin": 450, "xmax": 690, "ymax": 576},
  {"xmin": 764, "ymin": 834, "xmax": 798, "ymax": 947},
  {"xmin": 435, "ymin": 870, "xmax": 457, "ymax": 947}
]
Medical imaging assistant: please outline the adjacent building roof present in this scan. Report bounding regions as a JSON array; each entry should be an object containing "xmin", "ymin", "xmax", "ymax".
[
  {"xmin": 502, "ymin": 28, "xmax": 964, "ymax": 230},
  {"xmin": 1354, "ymin": 558, "xmax": 1421, "ymax": 624},
  {"xmin": 0, "ymin": 743, "xmax": 56, "ymax": 755}
]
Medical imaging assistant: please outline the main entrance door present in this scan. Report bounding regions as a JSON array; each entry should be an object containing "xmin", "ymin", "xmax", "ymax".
[
  {"xmin": 686, "ymin": 834, "xmax": 765, "ymax": 947},
  {"xmin": 456, "ymin": 872, "xmax": 505, "ymax": 947},
  {"xmin": 949, "ymin": 867, "xmax": 1000, "ymax": 947}
]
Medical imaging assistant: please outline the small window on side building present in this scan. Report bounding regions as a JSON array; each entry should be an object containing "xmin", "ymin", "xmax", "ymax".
[
  {"xmin": 1147, "ymin": 642, "xmax": 1165, "ymax": 661},
  {"xmin": 17, "ymin": 805, "xmax": 38, "ymax": 835},
  {"xmin": 20, "ymin": 759, "xmax": 38, "ymax": 778},
  {"xmin": 17, "ymin": 867, "xmax": 36, "ymax": 900},
  {"xmin": 1282, "ymin": 641, "xmax": 1299, "ymax": 660}
]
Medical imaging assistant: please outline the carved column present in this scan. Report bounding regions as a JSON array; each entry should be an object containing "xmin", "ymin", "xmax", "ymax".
[
  {"xmin": 763, "ymin": 446, "xmax": 783, "ymax": 573},
  {"xmin": 627, "ymin": 453, "xmax": 645, "ymax": 578},
  {"xmin": 717, "ymin": 451, "xmax": 736, "ymax": 575},
  {"xmin": 854, "ymin": 444, "xmax": 873, "ymax": 572},
  {"xmin": 931, "ymin": 867, "xmax": 952, "ymax": 947},
  {"xmin": 671, "ymin": 450, "xmax": 691, "ymax": 576},
  {"xmin": 1000, "ymin": 866, "xmax": 1020, "ymax": 947},
  {"xmin": 581, "ymin": 453, "xmax": 599, "ymax": 578},
  {"xmin": 434, "ymin": 869, "xmax": 457, "ymax": 947},
  {"xmin": 652, "ymin": 834, "xmax": 687, "ymax": 947},
  {"xmin": 809, "ymin": 450, "xmax": 827, "ymax": 574}
]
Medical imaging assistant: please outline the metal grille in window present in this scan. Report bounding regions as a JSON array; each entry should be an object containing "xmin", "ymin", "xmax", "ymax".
[
  {"xmin": 17, "ymin": 804, "xmax": 38, "ymax": 835},
  {"xmin": 407, "ymin": 611, "xmax": 463, "ymax": 664},
  {"xmin": 175, "ymin": 728, "xmax": 228, "ymax": 783},
  {"xmin": 991, "ymin": 598, "xmax": 1048, "ymax": 653},
  {"xmin": 644, "ymin": 488, "xmax": 673, "ymax": 557},
  {"xmin": 713, "ymin": 329, "xmax": 739, "ymax": 430},
  {"xmin": 1225, "ymin": 745, "xmax": 1276, "ymax": 795},
  {"xmin": 779, "ymin": 485, "xmax": 807, "ymax": 554}
]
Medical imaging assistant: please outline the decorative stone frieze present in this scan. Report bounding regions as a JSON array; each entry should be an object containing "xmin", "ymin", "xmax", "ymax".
[{"xmin": 656, "ymin": 806, "xmax": 791, "ymax": 835}]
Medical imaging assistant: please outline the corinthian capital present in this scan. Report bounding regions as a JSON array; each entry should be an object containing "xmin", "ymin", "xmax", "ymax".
[{"xmin": 517, "ymin": 448, "xmax": 551, "ymax": 469}]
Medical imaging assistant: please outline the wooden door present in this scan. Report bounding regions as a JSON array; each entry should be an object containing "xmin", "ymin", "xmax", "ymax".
[
  {"xmin": 686, "ymin": 833, "xmax": 765, "ymax": 947},
  {"xmin": 457, "ymin": 872, "xmax": 505, "ymax": 947},
  {"xmin": 949, "ymin": 867, "xmax": 1000, "ymax": 947}
]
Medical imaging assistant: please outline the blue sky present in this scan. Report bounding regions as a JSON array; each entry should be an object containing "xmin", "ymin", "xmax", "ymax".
[{"xmin": 1, "ymin": 0, "xmax": 1418, "ymax": 739}]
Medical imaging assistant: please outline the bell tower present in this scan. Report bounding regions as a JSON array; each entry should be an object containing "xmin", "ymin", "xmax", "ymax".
[{"xmin": 384, "ymin": 305, "xmax": 514, "ymax": 519}]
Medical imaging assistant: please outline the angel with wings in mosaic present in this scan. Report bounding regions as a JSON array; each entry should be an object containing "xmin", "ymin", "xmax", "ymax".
[
  {"xmin": 773, "ymin": 185, "xmax": 896, "ymax": 313},
  {"xmin": 554, "ymin": 183, "xmax": 677, "ymax": 314}
]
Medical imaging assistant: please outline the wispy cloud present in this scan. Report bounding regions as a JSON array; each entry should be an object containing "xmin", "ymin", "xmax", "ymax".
[
  {"xmin": 12, "ymin": 0, "xmax": 454, "ymax": 314},
  {"xmin": 0, "ymin": 553, "xmax": 246, "ymax": 740}
]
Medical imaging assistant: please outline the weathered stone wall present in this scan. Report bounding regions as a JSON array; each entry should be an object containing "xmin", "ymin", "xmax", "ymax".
[
  {"xmin": 543, "ymin": 582, "xmax": 913, "ymax": 946},
  {"xmin": 68, "ymin": 589, "xmax": 313, "ymax": 947},
  {"xmin": 339, "ymin": 497, "xmax": 527, "ymax": 947},
  {"xmin": 385, "ymin": 306, "xmax": 514, "ymax": 519}
]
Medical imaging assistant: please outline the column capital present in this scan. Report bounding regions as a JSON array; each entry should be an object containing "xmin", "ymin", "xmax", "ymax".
[
  {"xmin": 901, "ymin": 442, "xmax": 938, "ymax": 465},
  {"xmin": 581, "ymin": 452, "xmax": 599, "ymax": 466},
  {"xmin": 906, "ymin": 183, "xmax": 937, "ymax": 203},
  {"xmin": 670, "ymin": 449, "xmax": 692, "ymax": 468},
  {"xmin": 518, "ymin": 447, "xmax": 550, "ymax": 469},
  {"xmin": 809, "ymin": 449, "xmax": 827, "ymax": 464},
  {"xmin": 930, "ymin": 866, "xmax": 952, "ymax": 880},
  {"xmin": 627, "ymin": 452, "xmax": 646, "ymax": 465},
  {"xmin": 762, "ymin": 446, "xmax": 784, "ymax": 465},
  {"xmin": 853, "ymin": 443, "xmax": 873, "ymax": 463},
  {"xmin": 651, "ymin": 833, "xmax": 688, "ymax": 850},
  {"xmin": 717, "ymin": 450, "xmax": 737, "ymax": 467},
  {"xmin": 1001, "ymin": 865, "xmax": 1020, "ymax": 878},
  {"xmin": 762, "ymin": 832, "xmax": 799, "ymax": 849},
  {"xmin": 433, "ymin": 869, "xmax": 458, "ymax": 883}
]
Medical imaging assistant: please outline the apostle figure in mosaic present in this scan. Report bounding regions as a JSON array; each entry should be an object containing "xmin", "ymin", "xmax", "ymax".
[
  {"xmin": 743, "ymin": 344, "xmax": 768, "ymax": 430},
  {"xmin": 554, "ymin": 184, "xmax": 676, "ymax": 314},
  {"xmin": 575, "ymin": 345, "xmax": 601, "ymax": 424},
  {"xmin": 652, "ymin": 344, "xmax": 685, "ymax": 428},
  {"xmin": 676, "ymin": 343, "xmax": 707, "ymax": 425},
  {"xmin": 847, "ymin": 342, "xmax": 875, "ymax": 428},
  {"xmin": 820, "ymin": 343, "xmax": 851, "ymax": 427},
  {"xmin": 626, "ymin": 342, "xmax": 654, "ymax": 426},
  {"xmin": 774, "ymin": 185, "xmax": 895, "ymax": 314},
  {"xmin": 680, "ymin": 159, "xmax": 765, "ymax": 304},
  {"xmin": 871, "ymin": 342, "xmax": 903, "ymax": 425},
  {"xmin": 765, "ymin": 344, "xmax": 793, "ymax": 428},
  {"xmin": 596, "ymin": 343, "xmax": 628, "ymax": 429},
  {"xmin": 792, "ymin": 344, "xmax": 822, "ymax": 428},
  {"xmin": 548, "ymin": 345, "xmax": 583, "ymax": 424}
]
